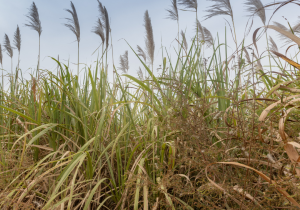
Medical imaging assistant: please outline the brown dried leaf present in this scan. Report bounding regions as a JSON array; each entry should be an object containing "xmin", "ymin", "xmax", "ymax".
[{"xmin": 284, "ymin": 144, "xmax": 300, "ymax": 176}]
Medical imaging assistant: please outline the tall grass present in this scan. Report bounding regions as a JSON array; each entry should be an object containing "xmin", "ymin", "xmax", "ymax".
[
  {"xmin": 25, "ymin": 2, "xmax": 42, "ymax": 79},
  {"xmin": 64, "ymin": 1, "xmax": 80, "ymax": 77},
  {"xmin": 1, "ymin": 1, "xmax": 300, "ymax": 209}
]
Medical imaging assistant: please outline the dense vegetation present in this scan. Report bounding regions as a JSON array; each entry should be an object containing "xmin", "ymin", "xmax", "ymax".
[{"xmin": 1, "ymin": 0, "xmax": 300, "ymax": 209}]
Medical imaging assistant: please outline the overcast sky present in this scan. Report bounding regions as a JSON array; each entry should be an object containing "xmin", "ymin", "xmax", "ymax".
[{"xmin": 0, "ymin": 0, "xmax": 299, "ymax": 83}]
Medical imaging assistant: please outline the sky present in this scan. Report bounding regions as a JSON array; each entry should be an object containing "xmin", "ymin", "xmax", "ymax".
[{"xmin": 0, "ymin": 0, "xmax": 299, "ymax": 84}]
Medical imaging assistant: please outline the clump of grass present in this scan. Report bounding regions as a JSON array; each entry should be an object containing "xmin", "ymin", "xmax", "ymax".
[{"xmin": 1, "ymin": 1, "xmax": 300, "ymax": 209}]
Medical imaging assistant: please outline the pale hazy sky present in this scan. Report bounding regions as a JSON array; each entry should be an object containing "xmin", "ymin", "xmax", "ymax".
[{"xmin": 0, "ymin": 0, "xmax": 299, "ymax": 82}]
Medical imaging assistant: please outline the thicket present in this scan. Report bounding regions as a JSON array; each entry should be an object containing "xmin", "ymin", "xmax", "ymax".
[{"xmin": 1, "ymin": 0, "xmax": 300, "ymax": 209}]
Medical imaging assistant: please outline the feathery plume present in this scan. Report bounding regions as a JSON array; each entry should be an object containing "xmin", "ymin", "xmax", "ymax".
[
  {"xmin": 4, "ymin": 34, "xmax": 13, "ymax": 58},
  {"xmin": 137, "ymin": 45, "xmax": 147, "ymax": 62},
  {"xmin": 205, "ymin": 0, "xmax": 233, "ymax": 20},
  {"xmin": 4, "ymin": 34, "xmax": 14, "ymax": 75},
  {"xmin": 92, "ymin": 18, "xmax": 105, "ymax": 44},
  {"xmin": 26, "ymin": 1, "xmax": 42, "ymax": 76},
  {"xmin": 178, "ymin": 0, "xmax": 197, "ymax": 11},
  {"xmin": 64, "ymin": 1, "xmax": 80, "ymax": 42},
  {"xmin": 196, "ymin": 20, "xmax": 205, "ymax": 41},
  {"xmin": 137, "ymin": 67, "xmax": 144, "ymax": 80},
  {"xmin": 97, "ymin": 1, "xmax": 110, "ymax": 49},
  {"xmin": 166, "ymin": 0, "xmax": 179, "ymax": 21},
  {"xmin": 181, "ymin": 30, "xmax": 188, "ymax": 51},
  {"xmin": 0, "ymin": 44, "xmax": 2, "ymax": 66},
  {"xmin": 291, "ymin": 17, "xmax": 300, "ymax": 35},
  {"xmin": 273, "ymin": 21, "xmax": 288, "ymax": 31},
  {"xmin": 273, "ymin": 21, "xmax": 292, "ymax": 45},
  {"xmin": 196, "ymin": 20, "xmax": 213, "ymax": 48},
  {"xmin": 97, "ymin": 0, "xmax": 106, "ymax": 25},
  {"xmin": 269, "ymin": 36, "xmax": 278, "ymax": 52},
  {"xmin": 144, "ymin": 10, "xmax": 155, "ymax": 66},
  {"xmin": 203, "ymin": 27, "xmax": 213, "ymax": 47},
  {"xmin": 245, "ymin": 0, "xmax": 266, "ymax": 25},
  {"xmin": 14, "ymin": 25, "xmax": 21, "ymax": 53},
  {"xmin": 25, "ymin": 2, "xmax": 42, "ymax": 36},
  {"xmin": 119, "ymin": 51, "xmax": 129, "ymax": 74},
  {"xmin": 243, "ymin": 48, "xmax": 251, "ymax": 64},
  {"xmin": 103, "ymin": 7, "xmax": 110, "ymax": 50}
]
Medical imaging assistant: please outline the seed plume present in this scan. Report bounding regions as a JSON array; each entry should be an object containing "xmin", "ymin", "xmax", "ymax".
[
  {"xmin": 97, "ymin": 0, "xmax": 106, "ymax": 25},
  {"xmin": 293, "ymin": 17, "xmax": 300, "ymax": 34},
  {"xmin": 273, "ymin": 21, "xmax": 288, "ymax": 31},
  {"xmin": 196, "ymin": 20, "xmax": 205, "ymax": 41},
  {"xmin": 64, "ymin": 1, "xmax": 80, "ymax": 42},
  {"xmin": 205, "ymin": 0, "xmax": 233, "ymax": 20},
  {"xmin": 97, "ymin": 1, "xmax": 110, "ymax": 49},
  {"xmin": 243, "ymin": 48, "xmax": 251, "ymax": 64},
  {"xmin": 0, "ymin": 44, "xmax": 2, "ymax": 66},
  {"xmin": 92, "ymin": 18, "xmax": 105, "ymax": 45},
  {"xmin": 119, "ymin": 51, "xmax": 129, "ymax": 74},
  {"xmin": 196, "ymin": 20, "xmax": 213, "ymax": 48},
  {"xmin": 104, "ymin": 8, "xmax": 110, "ymax": 50},
  {"xmin": 137, "ymin": 45, "xmax": 147, "ymax": 62},
  {"xmin": 4, "ymin": 34, "xmax": 13, "ymax": 58},
  {"xmin": 144, "ymin": 10, "xmax": 155, "ymax": 66},
  {"xmin": 137, "ymin": 67, "xmax": 144, "ymax": 80},
  {"xmin": 203, "ymin": 28, "xmax": 213, "ymax": 47},
  {"xmin": 273, "ymin": 21, "xmax": 292, "ymax": 44},
  {"xmin": 269, "ymin": 36, "xmax": 278, "ymax": 52},
  {"xmin": 25, "ymin": 2, "xmax": 42, "ymax": 36},
  {"xmin": 166, "ymin": 0, "xmax": 179, "ymax": 21},
  {"xmin": 181, "ymin": 30, "xmax": 188, "ymax": 51},
  {"xmin": 245, "ymin": 0, "xmax": 266, "ymax": 25},
  {"xmin": 14, "ymin": 25, "xmax": 21, "ymax": 53},
  {"xmin": 178, "ymin": 0, "xmax": 197, "ymax": 11}
]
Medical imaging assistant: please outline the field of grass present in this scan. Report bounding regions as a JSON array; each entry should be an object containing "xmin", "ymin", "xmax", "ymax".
[{"xmin": 1, "ymin": 0, "xmax": 300, "ymax": 209}]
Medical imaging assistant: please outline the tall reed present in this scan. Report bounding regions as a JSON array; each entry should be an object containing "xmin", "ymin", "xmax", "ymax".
[
  {"xmin": 64, "ymin": 1, "xmax": 80, "ymax": 77},
  {"xmin": 3, "ymin": 34, "xmax": 13, "ymax": 77},
  {"xmin": 0, "ymin": 44, "xmax": 2, "ymax": 70},
  {"xmin": 25, "ymin": 2, "xmax": 42, "ymax": 78},
  {"xmin": 166, "ymin": 0, "xmax": 179, "ymax": 50},
  {"xmin": 143, "ymin": 11, "xmax": 155, "ymax": 71},
  {"xmin": 181, "ymin": 30, "xmax": 188, "ymax": 51},
  {"xmin": 92, "ymin": 18, "xmax": 105, "ymax": 58},
  {"xmin": 1, "ymin": 1, "xmax": 300, "ymax": 209},
  {"xmin": 179, "ymin": 0, "xmax": 198, "ymax": 45},
  {"xmin": 97, "ymin": 1, "xmax": 110, "ymax": 73},
  {"xmin": 13, "ymin": 25, "xmax": 21, "ymax": 93},
  {"xmin": 0, "ymin": 44, "xmax": 3, "ymax": 88}
]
